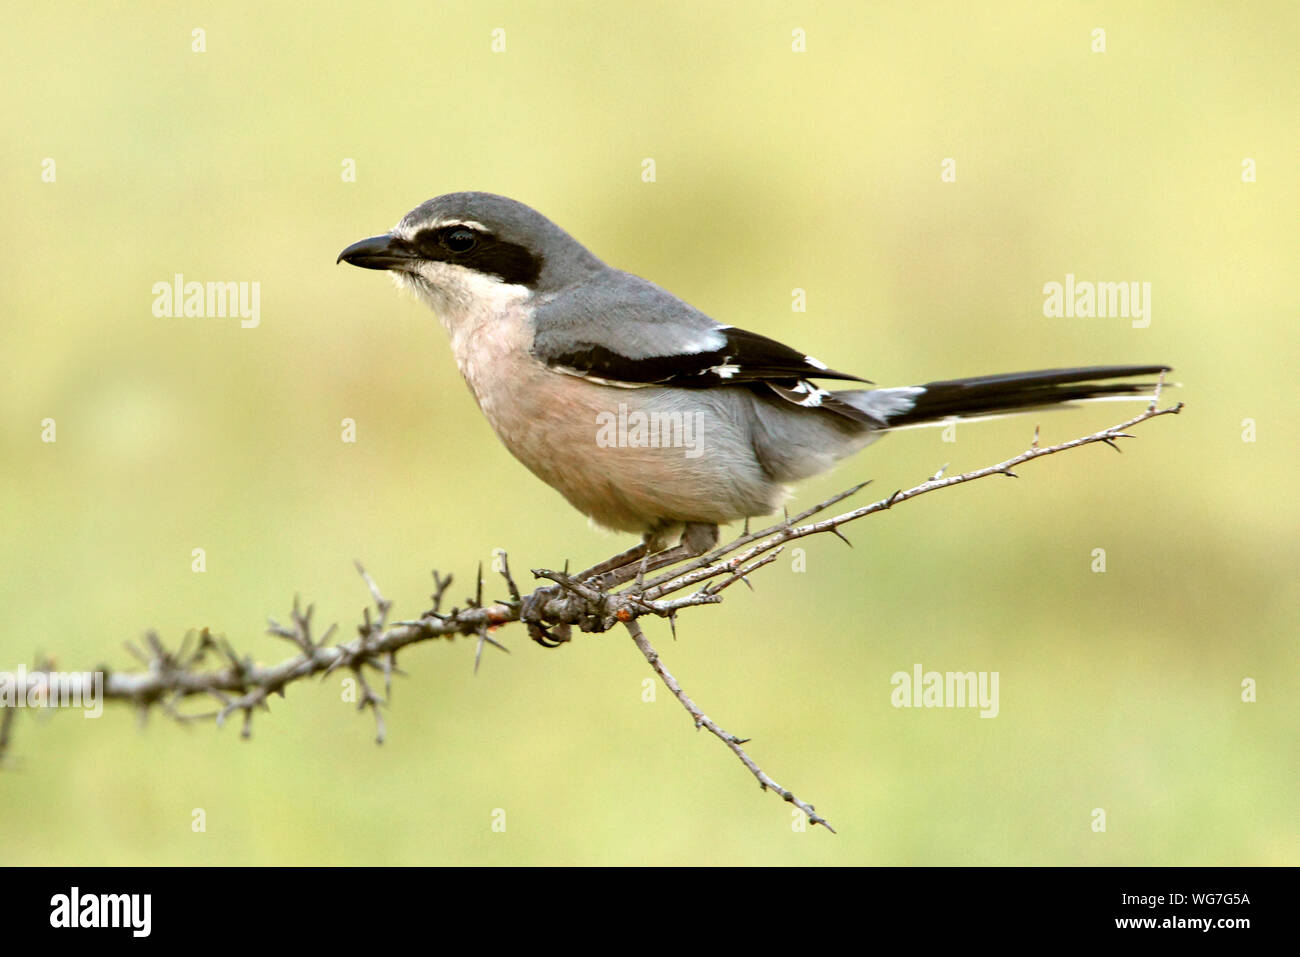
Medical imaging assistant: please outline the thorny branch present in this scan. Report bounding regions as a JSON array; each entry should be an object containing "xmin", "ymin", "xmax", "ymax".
[{"xmin": 0, "ymin": 395, "xmax": 1183, "ymax": 831}]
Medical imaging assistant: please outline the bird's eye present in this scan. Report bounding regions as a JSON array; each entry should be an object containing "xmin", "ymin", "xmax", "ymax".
[{"xmin": 443, "ymin": 228, "xmax": 478, "ymax": 253}]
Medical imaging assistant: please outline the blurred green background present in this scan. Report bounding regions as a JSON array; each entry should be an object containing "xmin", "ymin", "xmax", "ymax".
[{"xmin": 2, "ymin": 1, "xmax": 1296, "ymax": 866}]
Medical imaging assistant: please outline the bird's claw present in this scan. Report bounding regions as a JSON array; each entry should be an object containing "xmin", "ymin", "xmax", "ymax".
[{"xmin": 520, "ymin": 585, "xmax": 571, "ymax": 647}]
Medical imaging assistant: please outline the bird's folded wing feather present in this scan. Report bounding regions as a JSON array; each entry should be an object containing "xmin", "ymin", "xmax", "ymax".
[{"xmin": 530, "ymin": 273, "xmax": 869, "ymax": 390}]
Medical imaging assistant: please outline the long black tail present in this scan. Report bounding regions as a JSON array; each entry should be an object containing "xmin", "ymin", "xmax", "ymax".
[{"xmin": 877, "ymin": 364, "xmax": 1170, "ymax": 428}]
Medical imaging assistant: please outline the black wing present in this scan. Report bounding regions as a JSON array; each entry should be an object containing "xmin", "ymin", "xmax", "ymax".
[
  {"xmin": 542, "ymin": 325, "xmax": 869, "ymax": 389},
  {"xmin": 531, "ymin": 272, "xmax": 872, "ymax": 422}
]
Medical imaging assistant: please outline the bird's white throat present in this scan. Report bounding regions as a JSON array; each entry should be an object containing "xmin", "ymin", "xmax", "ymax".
[{"xmin": 394, "ymin": 260, "xmax": 533, "ymax": 341}]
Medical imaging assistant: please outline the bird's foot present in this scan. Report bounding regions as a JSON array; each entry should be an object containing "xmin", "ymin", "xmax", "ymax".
[{"xmin": 519, "ymin": 585, "xmax": 572, "ymax": 647}]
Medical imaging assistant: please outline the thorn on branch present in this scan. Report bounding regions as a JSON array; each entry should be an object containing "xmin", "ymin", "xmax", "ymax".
[
  {"xmin": 496, "ymin": 551, "xmax": 522, "ymax": 604},
  {"xmin": 473, "ymin": 626, "xmax": 510, "ymax": 674}
]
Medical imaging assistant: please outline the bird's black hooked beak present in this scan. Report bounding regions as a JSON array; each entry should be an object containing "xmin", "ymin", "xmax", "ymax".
[{"xmin": 336, "ymin": 234, "xmax": 420, "ymax": 270}]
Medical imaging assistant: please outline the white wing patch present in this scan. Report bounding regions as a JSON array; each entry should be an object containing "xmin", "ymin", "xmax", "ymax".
[
  {"xmin": 782, "ymin": 379, "xmax": 832, "ymax": 407},
  {"xmin": 674, "ymin": 329, "xmax": 729, "ymax": 354}
]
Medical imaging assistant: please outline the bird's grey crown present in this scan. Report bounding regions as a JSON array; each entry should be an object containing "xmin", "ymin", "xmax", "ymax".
[{"xmin": 397, "ymin": 191, "xmax": 606, "ymax": 292}]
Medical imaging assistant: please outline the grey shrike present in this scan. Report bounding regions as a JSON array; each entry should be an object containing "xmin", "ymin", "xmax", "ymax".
[{"xmin": 339, "ymin": 191, "xmax": 1168, "ymax": 586}]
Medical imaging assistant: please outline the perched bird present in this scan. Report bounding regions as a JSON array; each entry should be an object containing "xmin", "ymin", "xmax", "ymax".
[{"xmin": 339, "ymin": 192, "xmax": 1167, "ymax": 586}]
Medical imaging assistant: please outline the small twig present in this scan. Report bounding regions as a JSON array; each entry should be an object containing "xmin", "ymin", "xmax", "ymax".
[{"xmin": 623, "ymin": 617, "xmax": 835, "ymax": 832}]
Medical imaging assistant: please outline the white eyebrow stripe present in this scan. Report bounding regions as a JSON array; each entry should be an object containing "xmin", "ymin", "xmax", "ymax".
[
  {"xmin": 394, "ymin": 218, "xmax": 492, "ymax": 238},
  {"xmin": 431, "ymin": 219, "xmax": 489, "ymax": 232}
]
